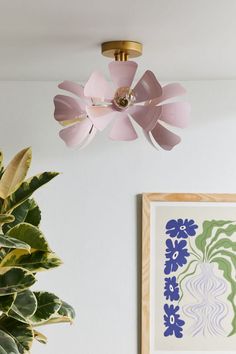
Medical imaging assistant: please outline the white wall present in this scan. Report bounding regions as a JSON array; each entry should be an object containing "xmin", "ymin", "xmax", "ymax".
[{"xmin": 0, "ymin": 80, "xmax": 236, "ymax": 354}]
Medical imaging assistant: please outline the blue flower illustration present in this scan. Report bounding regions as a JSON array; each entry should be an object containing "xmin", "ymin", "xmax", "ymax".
[
  {"xmin": 164, "ymin": 304, "xmax": 185, "ymax": 338},
  {"xmin": 164, "ymin": 276, "xmax": 180, "ymax": 301},
  {"xmin": 166, "ymin": 218, "xmax": 198, "ymax": 239},
  {"xmin": 164, "ymin": 239, "xmax": 190, "ymax": 275}
]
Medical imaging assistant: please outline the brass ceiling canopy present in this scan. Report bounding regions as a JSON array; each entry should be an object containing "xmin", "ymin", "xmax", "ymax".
[{"xmin": 101, "ymin": 40, "xmax": 142, "ymax": 61}]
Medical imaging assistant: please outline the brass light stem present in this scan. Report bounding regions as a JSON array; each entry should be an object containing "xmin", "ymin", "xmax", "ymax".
[
  {"xmin": 114, "ymin": 51, "xmax": 129, "ymax": 61},
  {"xmin": 101, "ymin": 41, "xmax": 142, "ymax": 60}
]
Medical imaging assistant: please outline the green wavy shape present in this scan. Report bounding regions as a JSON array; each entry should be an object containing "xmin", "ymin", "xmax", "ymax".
[
  {"xmin": 211, "ymin": 257, "xmax": 236, "ymax": 336},
  {"xmin": 195, "ymin": 220, "xmax": 233, "ymax": 259}
]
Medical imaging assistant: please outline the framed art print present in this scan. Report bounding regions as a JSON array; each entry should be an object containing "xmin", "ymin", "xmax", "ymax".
[{"xmin": 142, "ymin": 193, "xmax": 236, "ymax": 353}]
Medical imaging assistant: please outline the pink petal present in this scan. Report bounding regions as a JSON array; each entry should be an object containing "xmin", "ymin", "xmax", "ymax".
[
  {"xmin": 143, "ymin": 130, "xmax": 159, "ymax": 150},
  {"xmin": 84, "ymin": 71, "xmax": 114, "ymax": 100},
  {"xmin": 54, "ymin": 95, "xmax": 85, "ymax": 121},
  {"xmin": 150, "ymin": 122, "xmax": 181, "ymax": 150},
  {"xmin": 58, "ymin": 81, "xmax": 85, "ymax": 98},
  {"xmin": 59, "ymin": 119, "xmax": 93, "ymax": 148},
  {"xmin": 109, "ymin": 61, "xmax": 138, "ymax": 89},
  {"xmin": 150, "ymin": 83, "xmax": 186, "ymax": 105},
  {"xmin": 129, "ymin": 105, "xmax": 162, "ymax": 131},
  {"xmin": 133, "ymin": 70, "xmax": 162, "ymax": 103},
  {"xmin": 86, "ymin": 106, "xmax": 115, "ymax": 131},
  {"xmin": 159, "ymin": 102, "xmax": 190, "ymax": 128},
  {"xmin": 109, "ymin": 112, "xmax": 138, "ymax": 141},
  {"xmin": 78, "ymin": 125, "xmax": 97, "ymax": 149}
]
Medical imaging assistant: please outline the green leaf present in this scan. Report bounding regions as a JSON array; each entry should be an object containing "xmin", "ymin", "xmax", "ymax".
[
  {"xmin": 3, "ymin": 199, "xmax": 41, "ymax": 233},
  {"xmin": 0, "ymin": 316, "xmax": 33, "ymax": 353},
  {"xmin": 211, "ymin": 257, "xmax": 236, "ymax": 336},
  {"xmin": 208, "ymin": 238, "xmax": 236, "ymax": 259},
  {"xmin": 0, "ymin": 329, "xmax": 20, "ymax": 354},
  {"xmin": 58, "ymin": 300, "xmax": 76, "ymax": 322},
  {"xmin": 33, "ymin": 330, "xmax": 47, "ymax": 344},
  {"xmin": 2, "ymin": 202, "xmax": 29, "ymax": 233},
  {"xmin": 0, "ymin": 214, "xmax": 15, "ymax": 224},
  {"xmin": 0, "ymin": 294, "xmax": 16, "ymax": 314},
  {"xmin": 0, "ymin": 235, "xmax": 30, "ymax": 252},
  {"xmin": 30, "ymin": 292, "xmax": 61, "ymax": 325},
  {"xmin": 210, "ymin": 249, "xmax": 236, "ymax": 265},
  {"xmin": 8, "ymin": 290, "xmax": 37, "ymax": 323},
  {"xmin": 0, "ymin": 267, "xmax": 36, "ymax": 296},
  {"xmin": 1, "ymin": 249, "xmax": 62, "ymax": 272},
  {"xmin": 195, "ymin": 220, "xmax": 233, "ymax": 256},
  {"xmin": 206, "ymin": 224, "xmax": 236, "ymax": 257},
  {"xmin": 7, "ymin": 223, "xmax": 51, "ymax": 252},
  {"xmin": 33, "ymin": 300, "xmax": 75, "ymax": 326},
  {"xmin": 0, "ymin": 148, "xmax": 32, "ymax": 200},
  {"xmin": 177, "ymin": 259, "xmax": 198, "ymax": 281},
  {"xmin": 0, "ymin": 249, "xmax": 8, "ymax": 263},
  {"xmin": 41, "ymin": 316, "xmax": 72, "ymax": 325},
  {"xmin": 2, "ymin": 172, "xmax": 59, "ymax": 213},
  {"xmin": 24, "ymin": 199, "xmax": 41, "ymax": 227}
]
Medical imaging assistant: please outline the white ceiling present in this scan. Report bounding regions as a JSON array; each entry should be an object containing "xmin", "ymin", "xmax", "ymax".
[{"xmin": 0, "ymin": 0, "xmax": 236, "ymax": 81}]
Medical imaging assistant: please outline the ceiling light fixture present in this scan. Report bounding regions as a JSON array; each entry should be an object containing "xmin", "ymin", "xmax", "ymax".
[{"xmin": 54, "ymin": 40, "xmax": 190, "ymax": 150}]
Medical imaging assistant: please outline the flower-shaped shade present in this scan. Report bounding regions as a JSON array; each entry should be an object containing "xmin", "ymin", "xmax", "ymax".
[
  {"xmin": 54, "ymin": 81, "xmax": 97, "ymax": 148},
  {"xmin": 54, "ymin": 61, "xmax": 190, "ymax": 150},
  {"xmin": 84, "ymin": 61, "xmax": 163, "ymax": 141}
]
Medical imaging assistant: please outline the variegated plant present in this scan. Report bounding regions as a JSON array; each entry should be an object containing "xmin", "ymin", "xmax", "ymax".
[{"xmin": 0, "ymin": 148, "xmax": 75, "ymax": 354}]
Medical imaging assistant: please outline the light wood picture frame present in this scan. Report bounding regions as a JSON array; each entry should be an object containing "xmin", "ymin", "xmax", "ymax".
[{"xmin": 142, "ymin": 193, "xmax": 236, "ymax": 353}]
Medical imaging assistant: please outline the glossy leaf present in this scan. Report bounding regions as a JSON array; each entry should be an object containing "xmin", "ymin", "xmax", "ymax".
[
  {"xmin": 58, "ymin": 300, "xmax": 76, "ymax": 321},
  {"xmin": 24, "ymin": 199, "xmax": 41, "ymax": 226},
  {"xmin": 0, "ymin": 214, "xmax": 15, "ymax": 224},
  {"xmin": 0, "ymin": 249, "xmax": 8, "ymax": 263},
  {"xmin": 0, "ymin": 148, "xmax": 32, "ymax": 199},
  {"xmin": 2, "ymin": 172, "xmax": 59, "ymax": 213},
  {"xmin": 0, "ymin": 329, "xmax": 20, "ymax": 354},
  {"xmin": 8, "ymin": 290, "xmax": 37, "ymax": 323},
  {"xmin": 41, "ymin": 316, "xmax": 72, "ymax": 325},
  {"xmin": 0, "ymin": 267, "xmax": 36, "ymax": 296},
  {"xmin": 0, "ymin": 293, "xmax": 16, "ymax": 314},
  {"xmin": 40, "ymin": 300, "xmax": 76, "ymax": 326},
  {"xmin": 0, "ymin": 316, "xmax": 33, "ymax": 354},
  {"xmin": 33, "ymin": 330, "xmax": 47, "ymax": 344},
  {"xmin": 3, "ymin": 199, "xmax": 41, "ymax": 233},
  {"xmin": 1, "ymin": 250, "xmax": 62, "ymax": 272},
  {"xmin": 7, "ymin": 223, "xmax": 51, "ymax": 252},
  {"xmin": 30, "ymin": 292, "xmax": 61, "ymax": 324},
  {"xmin": 0, "ymin": 234, "xmax": 30, "ymax": 252}
]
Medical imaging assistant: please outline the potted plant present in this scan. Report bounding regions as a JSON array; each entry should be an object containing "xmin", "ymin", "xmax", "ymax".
[{"xmin": 0, "ymin": 147, "xmax": 75, "ymax": 353}]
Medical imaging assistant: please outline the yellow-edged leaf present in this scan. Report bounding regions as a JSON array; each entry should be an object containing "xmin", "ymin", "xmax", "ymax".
[
  {"xmin": 0, "ymin": 249, "xmax": 62, "ymax": 272},
  {"xmin": 0, "ymin": 267, "xmax": 36, "ymax": 295},
  {"xmin": 0, "ymin": 328, "xmax": 20, "ymax": 354},
  {"xmin": 0, "ymin": 148, "xmax": 32, "ymax": 199},
  {"xmin": 0, "ymin": 316, "xmax": 33, "ymax": 353},
  {"xmin": 7, "ymin": 223, "xmax": 51, "ymax": 252},
  {"xmin": 0, "ymin": 214, "xmax": 15, "ymax": 224},
  {"xmin": 33, "ymin": 330, "xmax": 47, "ymax": 344}
]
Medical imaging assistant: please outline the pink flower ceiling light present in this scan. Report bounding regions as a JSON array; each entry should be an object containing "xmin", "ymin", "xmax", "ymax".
[{"xmin": 54, "ymin": 41, "xmax": 190, "ymax": 150}]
